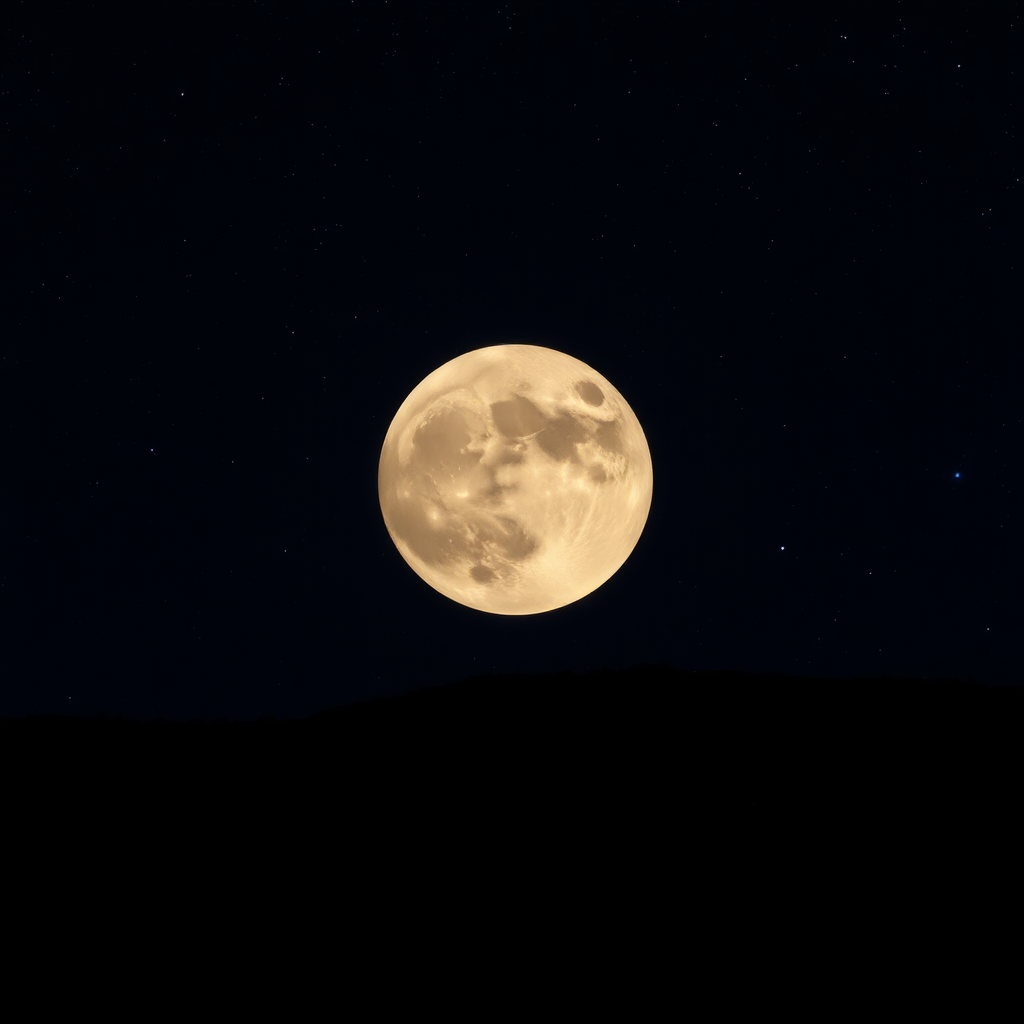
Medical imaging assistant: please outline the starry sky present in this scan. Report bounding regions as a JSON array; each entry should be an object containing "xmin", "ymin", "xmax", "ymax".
[{"xmin": 3, "ymin": 2, "xmax": 1020, "ymax": 720}]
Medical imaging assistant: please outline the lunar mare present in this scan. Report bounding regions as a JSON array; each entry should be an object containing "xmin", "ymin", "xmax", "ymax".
[{"xmin": 378, "ymin": 344, "xmax": 653, "ymax": 614}]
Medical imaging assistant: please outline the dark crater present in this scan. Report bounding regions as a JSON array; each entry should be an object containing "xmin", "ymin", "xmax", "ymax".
[{"xmin": 575, "ymin": 380, "xmax": 605, "ymax": 406}]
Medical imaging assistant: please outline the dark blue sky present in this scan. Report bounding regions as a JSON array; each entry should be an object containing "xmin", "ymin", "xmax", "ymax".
[{"xmin": 3, "ymin": 2, "xmax": 1020, "ymax": 719}]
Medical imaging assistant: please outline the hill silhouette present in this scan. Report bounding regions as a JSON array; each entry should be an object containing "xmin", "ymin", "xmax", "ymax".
[
  {"xmin": 4, "ymin": 666, "xmax": 1019, "ymax": 819},
  {"xmin": 3, "ymin": 666, "xmax": 1019, "ymax": 990}
]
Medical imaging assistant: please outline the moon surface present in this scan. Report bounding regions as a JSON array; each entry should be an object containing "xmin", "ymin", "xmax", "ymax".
[{"xmin": 378, "ymin": 344, "xmax": 653, "ymax": 614}]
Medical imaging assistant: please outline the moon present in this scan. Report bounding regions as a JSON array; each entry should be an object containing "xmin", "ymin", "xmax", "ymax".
[{"xmin": 378, "ymin": 344, "xmax": 653, "ymax": 614}]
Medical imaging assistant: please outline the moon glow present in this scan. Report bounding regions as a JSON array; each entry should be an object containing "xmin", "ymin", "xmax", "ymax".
[{"xmin": 378, "ymin": 345, "xmax": 653, "ymax": 614}]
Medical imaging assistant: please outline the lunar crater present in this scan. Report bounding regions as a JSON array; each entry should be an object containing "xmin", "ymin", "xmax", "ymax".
[{"xmin": 574, "ymin": 380, "xmax": 605, "ymax": 406}]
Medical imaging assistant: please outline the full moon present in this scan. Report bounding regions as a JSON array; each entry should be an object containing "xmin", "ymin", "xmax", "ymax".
[{"xmin": 378, "ymin": 344, "xmax": 653, "ymax": 614}]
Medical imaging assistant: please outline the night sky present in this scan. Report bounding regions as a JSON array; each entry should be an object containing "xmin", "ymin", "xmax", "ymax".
[{"xmin": 3, "ymin": 2, "xmax": 1020, "ymax": 721}]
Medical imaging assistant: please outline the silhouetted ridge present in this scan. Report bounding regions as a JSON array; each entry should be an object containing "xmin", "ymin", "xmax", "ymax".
[
  {"xmin": 4, "ymin": 668, "xmax": 1018, "ymax": 787},
  {"xmin": 4, "ymin": 667, "xmax": 1019, "ymax": 924}
]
